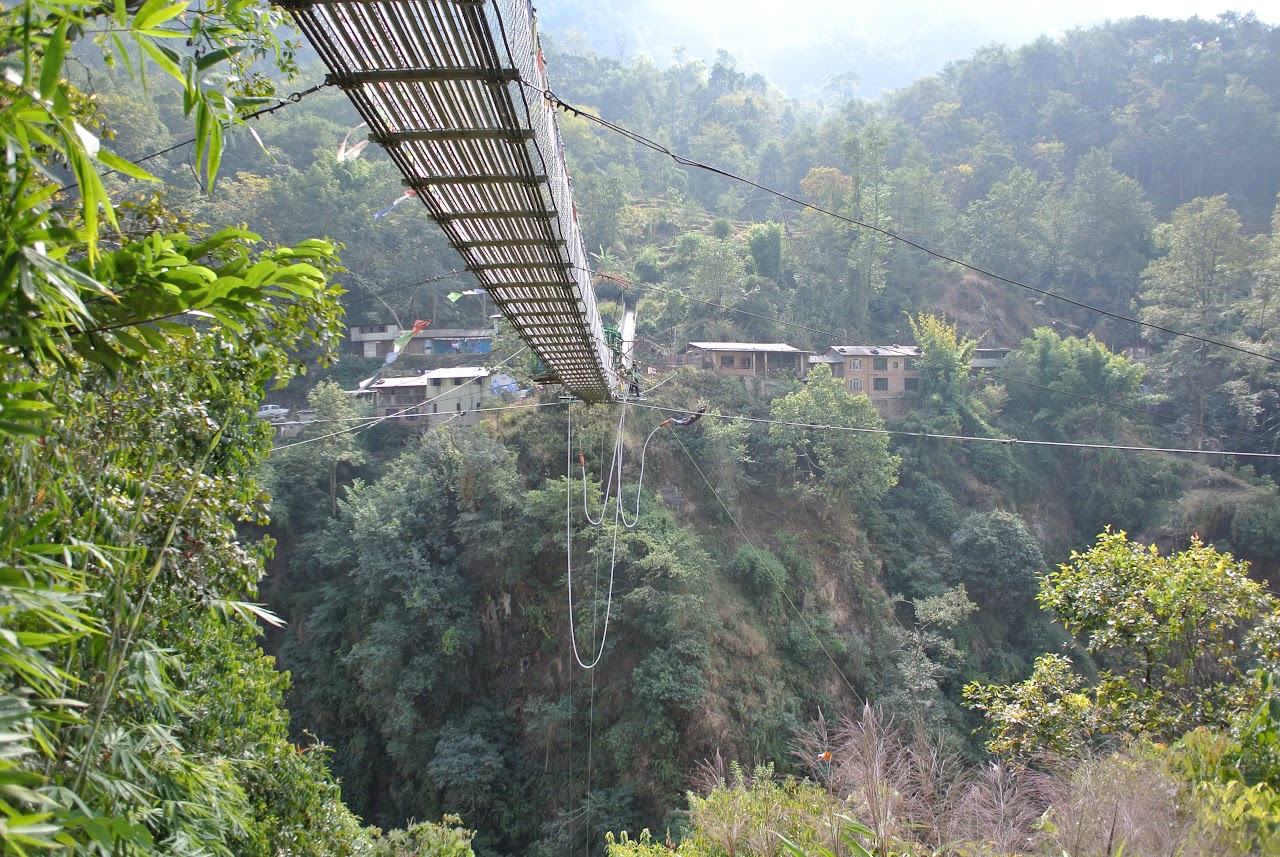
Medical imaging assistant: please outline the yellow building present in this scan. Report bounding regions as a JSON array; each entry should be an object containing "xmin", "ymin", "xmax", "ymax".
[{"xmin": 818, "ymin": 345, "xmax": 921, "ymax": 416}]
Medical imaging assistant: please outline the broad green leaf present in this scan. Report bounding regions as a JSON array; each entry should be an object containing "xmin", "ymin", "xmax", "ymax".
[
  {"xmin": 37, "ymin": 18, "xmax": 68, "ymax": 101},
  {"xmin": 195, "ymin": 44, "xmax": 245, "ymax": 72},
  {"xmin": 95, "ymin": 149, "xmax": 156, "ymax": 182},
  {"xmin": 137, "ymin": 37, "xmax": 182, "ymax": 82},
  {"xmin": 206, "ymin": 117, "xmax": 224, "ymax": 184},
  {"xmin": 13, "ymin": 183, "xmax": 59, "ymax": 214},
  {"xmin": 131, "ymin": 0, "xmax": 188, "ymax": 33}
]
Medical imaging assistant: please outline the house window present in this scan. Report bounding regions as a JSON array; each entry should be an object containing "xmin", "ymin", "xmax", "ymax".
[
  {"xmin": 454, "ymin": 378, "xmax": 465, "ymax": 386},
  {"xmin": 848, "ymin": 358, "xmax": 862, "ymax": 370},
  {"xmin": 474, "ymin": 377, "xmax": 483, "ymax": 386},
  {"xmin": 905, "ymin": 358, "xmax": 917, "ymax": 370},
  {"xmin": 873, "ymin": 377, "xmax": 889, "ymax": 391},
  {"xmin": 431, "ymin": 403, "xmax": 438, "ymax": 414},
  {"xmin": 892, "ymin": 361, "xmax": 899, "ymax": 369},
  {"xmin": 904, "ymin": 377, "xmax": 919, "ymax": 391},
  {"xmin": 721, "ymin": 355, "xmax": 735, "ymax": 368},
  {"xmin": 456, "ymin": 402, "xmax": 462, "ymax": 411},
  {"xmin": 431, "ymin": 378, "xmax": 442, "ymax": 387},
  {"xmin": 850, "ymin": 379, "xmax": 864, "ymax": 392},
  {"xmin": 741, "ymin": 355, "xmax": 753, "ymax": 369},
  {"xmin": 873, "ymin": 357, "xmax": 888, "ymax": 371}
]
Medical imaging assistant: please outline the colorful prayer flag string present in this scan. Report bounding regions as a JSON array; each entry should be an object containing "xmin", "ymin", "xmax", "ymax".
[
  {"xmin": 357, "ymin": 319, "xmax": 431, "ymax": 389},
  {"xmin": 373, "ymin": 189, "xmax": 417, "ymax": 220}
]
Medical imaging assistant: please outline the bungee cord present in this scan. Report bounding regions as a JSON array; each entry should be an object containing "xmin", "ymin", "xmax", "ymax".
[
  {"xmin": 564, "ymin": 403, "xmax": 621, "ymax": 670},
  {"xmin": 579, "ymin": 402, "xmax": 671, "ymax": 529},
  {"xmin": 580, "ymin": 404, "xmax": 627, "ymax": 527}
]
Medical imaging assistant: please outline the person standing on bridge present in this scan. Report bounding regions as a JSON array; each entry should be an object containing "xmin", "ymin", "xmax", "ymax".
[{"xmin": 628, "ymin": 365, "xmax": 642, "ymax": 398}]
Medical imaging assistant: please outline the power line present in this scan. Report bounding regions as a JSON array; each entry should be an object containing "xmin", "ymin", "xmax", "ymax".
[
  {"xmin": 620, "ymin": 400, "xmax": 1280, "ymax": 460},
  {"xmin": 978, "ymin": 369, "xmax": 1273, "ymax": 444},
  {"xmin": 277, "ymin": 395, "xmax": 557, "ymax": 428},
  {"xmin": 343, "ymin": 269, "xmax": 471, "ymax": 306},
  {"xmin": 268, "ymin": 346, "xmax": 530, "ymax": 452},
  {"xmin": 532, "ymin": 84, "xmax": 1280, "ymax": 370},
  {"xmin": 602, "ymin": 267, "xmax": 1262, "ymax": 446},
  {"xmin": 57, "ymin": 82, "xmax": 331, "ymax": 194}
]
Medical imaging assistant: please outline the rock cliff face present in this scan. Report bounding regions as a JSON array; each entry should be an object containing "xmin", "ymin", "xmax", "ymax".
[{"xmin": 937, "ymin": 273, "xmax": 1040, "ymax": 349}]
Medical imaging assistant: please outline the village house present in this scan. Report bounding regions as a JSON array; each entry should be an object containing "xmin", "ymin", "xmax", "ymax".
[
  {"xmin": 815, "ymin": 345, "xmax": 921, "ymax": 417},
  {"xmin": 349, "ymin": 323, "xmax": 493, "ymax": 358},
  {"xmin": 369, "ymin": 367, "xmax": 492, "ymax": 427},
  {"xmin": 683, "ymin": 342, "xmax": 811, "ymax": 378},
  {"xmin": 970, "ymin": 347, "xmax": 1011, "ymax": 369}
]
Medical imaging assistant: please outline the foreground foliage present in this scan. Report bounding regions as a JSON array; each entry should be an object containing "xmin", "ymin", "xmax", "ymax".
[
  {"xmin": 0, "ymin": 0, "xmax": 474, "ymax": 852},
  {"xmin": 966, "ymin": 531, "xmax": 1280, "ymax": 771},
  {"xmin": 608, "ymin": 713, "xmax": 1280, "ymax": 856}
]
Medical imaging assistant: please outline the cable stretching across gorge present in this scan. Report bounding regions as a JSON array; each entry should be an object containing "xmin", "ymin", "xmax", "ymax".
[
  {"xmin": 530, "ymin": 83, "xmax": 1280, "ymax": 370},
  {"xmin": 624, "ymin": 400, "xmax": 1280, "ymax": 460},
  {"xmin": 56, "ymin": 82, "xmax": 332, "ymax": 194},
  {"xmin": 977, "ymin": 369, "xmax": 1274, "ymax": 444},
  {"xmin": 587, "ymin": 268, "xmax": 1268, "ymax": 446},
  {"xmin": 344, "ymin": 269, "xmax": 471, "ymax": 306},
  {"xmin": 268, "ymin": 345, "xmax": 529, "ymax": 453}
]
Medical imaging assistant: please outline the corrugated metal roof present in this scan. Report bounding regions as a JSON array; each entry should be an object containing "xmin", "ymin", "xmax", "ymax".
[
  {"xmin": 686, "ymin": 342, "xmax": 807, "ymax": 353},
  {"xmin": 372, "ymin": 367, "xmax": 490, "ymax": 389},
  {"xmin": 829, "ymin": 345, "xmax": 921, "ymax": 357}
]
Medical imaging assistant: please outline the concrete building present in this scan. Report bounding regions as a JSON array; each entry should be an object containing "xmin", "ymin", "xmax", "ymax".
[
  {"xmin": 970, "ymin": 347, "xmax": 1012, "ymax": 370},
  {"xmin": 369, "ymin": 367, "xmax": 491, "ymax": 427},
  {"xmin": 817, "ymin": 345, "xmax": 921, "ymax": 417},
  {"xmin": 350, "ymin": 324, "xmax": 493, "ymax": 358},
  {"xmin": 683, "ymin": 342, "xmax": 810, "ymax": 378}
]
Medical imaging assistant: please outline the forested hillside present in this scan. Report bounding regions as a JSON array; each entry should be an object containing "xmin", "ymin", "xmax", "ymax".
[
  {"xmin": 5, "ymin": 3, "xmax": 1280, "ymax": 856},
  {"xmin": 258, "ymin": 12, "xmax": 1280, "ymax": 856}
]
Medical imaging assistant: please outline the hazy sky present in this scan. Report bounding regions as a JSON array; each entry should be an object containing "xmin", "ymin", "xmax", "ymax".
[{"xmin": 539, "ymin": 1, "xmax": 1276, "ymax": 98}]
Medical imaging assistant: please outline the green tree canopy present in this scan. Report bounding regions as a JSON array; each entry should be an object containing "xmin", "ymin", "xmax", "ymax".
[
  {"xmin": 769, "ymin": 364, "xmax": 900, "ymax": 506},
  {"xmin": 969, "ymin": 531, "xmax": 1280, "ymax": 764},
  {"xmin": 949, "ymin": 510, "xmax": 1044, "ymax": 605},
  {"xmin": 1000, "ymin": 328, "xmax": 1145, "ymax": 439},
  {"xmin": 907, "ymin": 312, "xmax": 979, "ymax": 426}
]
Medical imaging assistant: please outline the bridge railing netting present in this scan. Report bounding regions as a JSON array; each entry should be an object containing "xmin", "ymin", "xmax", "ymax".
[{"xmin": 282, "ymin": 0, "xmax": 618, "ymax": 401}]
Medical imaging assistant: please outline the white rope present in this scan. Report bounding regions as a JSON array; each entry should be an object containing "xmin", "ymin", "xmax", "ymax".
[
  {"xmin": 579, "ymin": 400, "xmax": 665, "ymax": 530},
  {"xmin": 580, "ymin": 403, "xmax": 628, "ymax": 526},
  {"xmin": 565, "ymin": 403, "xmax": 620, "ymax": 670},
  {"xmin": 617, "ymin": 424, "xmax": 662, "ymax": 529}
]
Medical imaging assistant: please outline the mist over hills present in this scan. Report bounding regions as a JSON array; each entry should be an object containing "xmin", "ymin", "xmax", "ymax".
[{"xmin": 533, "ymin": 0, "xmax": 1276, "ymax": 98}]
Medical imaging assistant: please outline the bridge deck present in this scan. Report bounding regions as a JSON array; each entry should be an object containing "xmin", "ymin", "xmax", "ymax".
[{"xmin": 283, "ymin": 0, "xmax": 617, "ymax": 401}]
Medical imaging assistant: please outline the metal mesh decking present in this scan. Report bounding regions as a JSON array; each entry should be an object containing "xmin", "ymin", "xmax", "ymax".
[{"xmin": 282, "ymin": 0, "xmax": 617, "ymax": 401}]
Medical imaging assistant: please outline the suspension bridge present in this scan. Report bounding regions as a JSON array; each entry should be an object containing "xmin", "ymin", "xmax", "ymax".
[{"xmin": 281, "ymin": 0, "xmax": 621, "ymax": 402}]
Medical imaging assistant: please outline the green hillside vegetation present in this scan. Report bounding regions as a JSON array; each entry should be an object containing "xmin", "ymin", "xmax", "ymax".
[{"xmin": 4, "ymin": 2, "xmax": 1280, "ymax": 856}]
